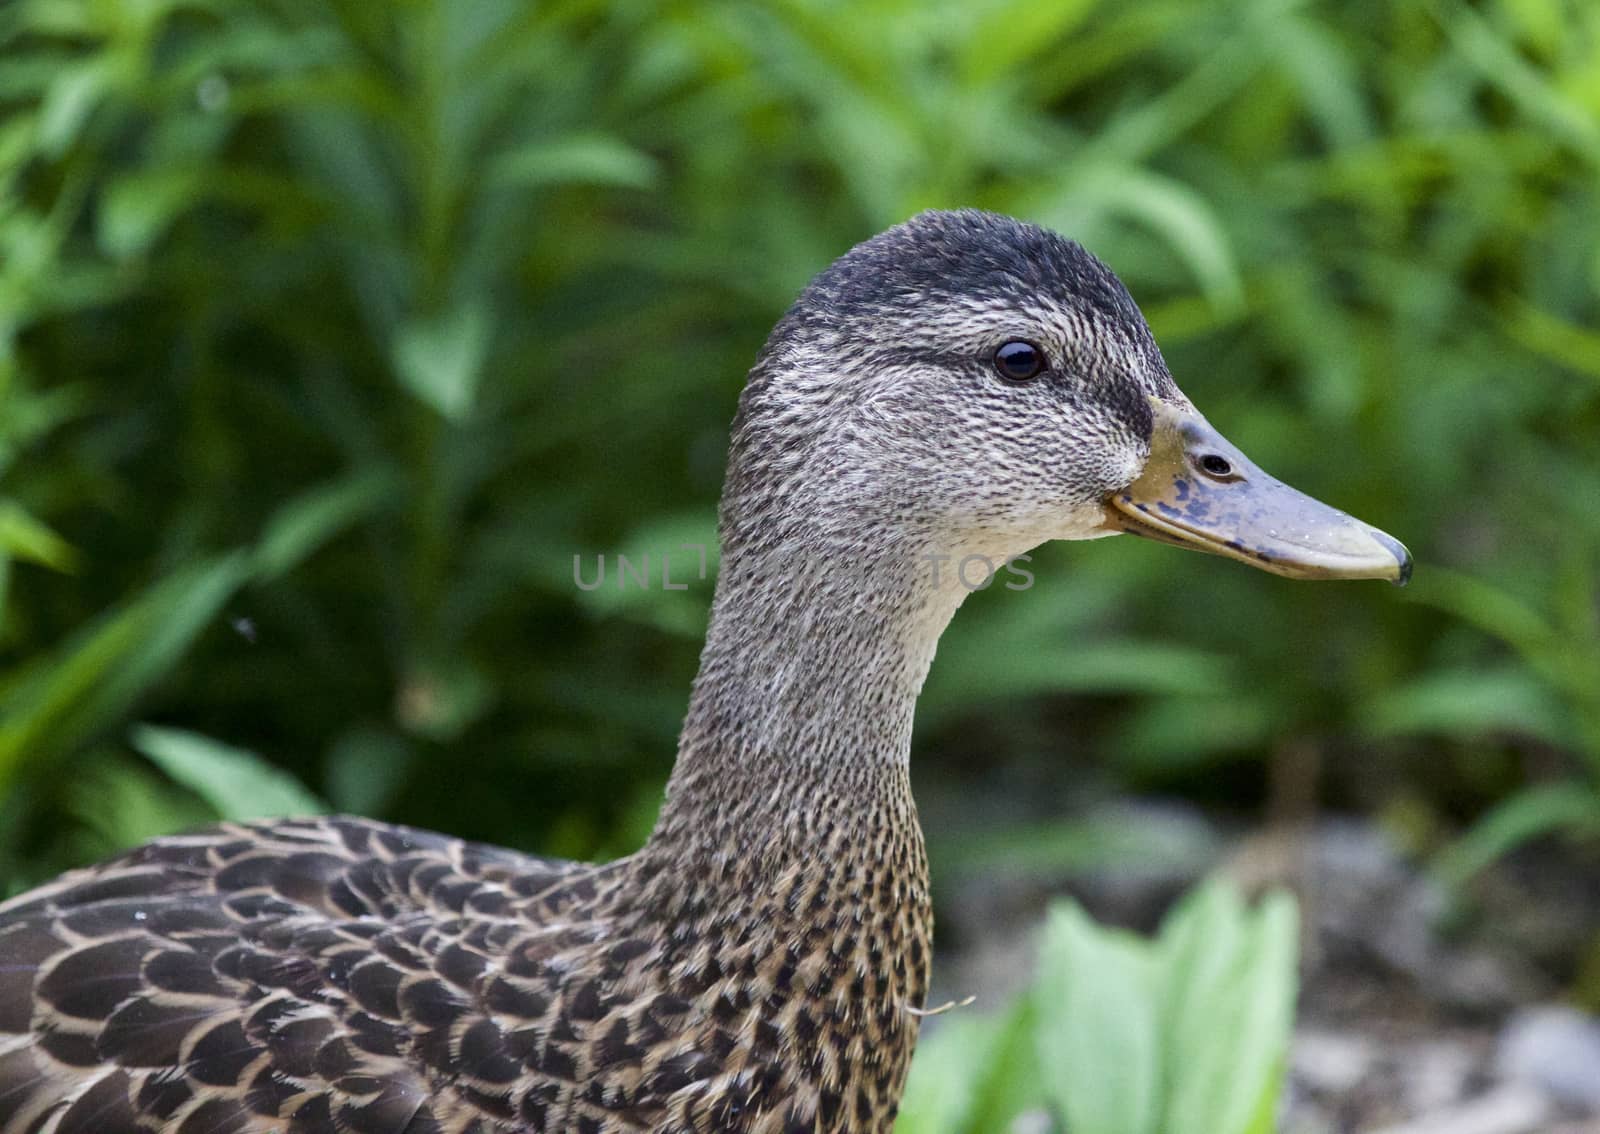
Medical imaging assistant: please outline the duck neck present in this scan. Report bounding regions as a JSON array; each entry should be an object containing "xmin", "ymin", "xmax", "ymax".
[{"xmin": 644, "ymin": 529, "xmax": 970, "ymax": 874}]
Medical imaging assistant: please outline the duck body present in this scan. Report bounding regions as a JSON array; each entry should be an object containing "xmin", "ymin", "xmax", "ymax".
[
  {"xmin": 0, "ymin": 810, "xmax": 926, "ymax": 1133},
  {"xmin": 0, "ymin": 210, "xmax": 1407, "ymax": 1133}
]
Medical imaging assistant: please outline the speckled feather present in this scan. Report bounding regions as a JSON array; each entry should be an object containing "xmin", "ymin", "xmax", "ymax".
[{"xmin": 0, "ymin": 210, "xmax": 1179, "ymax": 1134}]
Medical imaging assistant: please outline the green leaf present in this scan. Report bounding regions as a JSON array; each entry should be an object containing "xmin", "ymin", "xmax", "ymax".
[
  {"xmin": 1435, "ymin": 782, "xmax": 1600, "ymax": 889},
  {"xmin": 1408, "ymin": 568, "xmax": 1553, "ymax": 657},
  {"xmin": 1101, "ymin": 167, "xmax": 1245, "ymax": 312},
  {"xmin": 130, "ymin": 724, "xmax": 326, "ymax": 820},
  {"xmin": 1364, "ymin": 666, "xmax": 1577, "ymax": 749},
  {"xmin": 958, "ymin": 0, "xmax": 1098, "ymax": 84},
  {"xmin": 1023, "ymin": 884, "xmax": 1298, "ymax": 1134},
  {"xmin": 1160, "ymin": 884, "xmax": 1298, "ymax": 1134},
  {"xmin": 1271, "ymin": 16, "xmax": 1373, "ymax": 148},
  {"xmin": 1501, "ymin": 297, "xmax": 1600, "ymax": 389},
  {"xmin": 252, "ymin": 470, "xmax": 393, "ymax": 581},
  {"xmin": 898, "ymin": 996, "xmax": 1043, "ymax": 1134},
  {"xmin": 0, "ymin": 552, "xmax": 254, "ymax": 790},
  {"xmin": 0, "ymin": 114, "xmax": 36, "ymax": 189},
  {"xmin": 895, "ymin": 1013, "xmax": 1003, "ymax": 1134},
  {"xmin": 1438, "ymin": 0, "xmax": 1600, "ymax": 163},
  {"xmin": 37, "ymin": 60, "xmax": 110, "ymax": 157},
  {"xmin": 97, "ymin": 168, "xmax": 205, "ymax": 259},
  {"xmin": 491, "ymin": 134, "xmax": 659, "ymax": 192},
  {"xmin": 1231, "ymin": 896, "xmax": 1298, "ymax": 1134},
  {"xmin": 1036, "ymin": 901, "xmax": 1161, "ymax": 1134},
  {"xmin": 963, "ymin": 994, "xmax": 1047, "ymax": 1133},
  {"xmin": 393, "ymin": 304, "xmax": 490, "ymax": 421},
  {"xmin": 922, "ymin": 635, "xmax": 1233, "ymax": 729},
  {"xmin": 0, "ymin": 499, "xmax": 78, "ymax": 571},
  {"xmin": 63, "ymin": 752, "xmax": 217, "ymax": 857}
]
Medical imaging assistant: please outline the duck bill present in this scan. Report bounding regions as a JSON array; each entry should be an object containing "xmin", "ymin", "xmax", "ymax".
[{"xmin": 1104, "ymin": 399, "xmax": 1412, "ymax": 584}]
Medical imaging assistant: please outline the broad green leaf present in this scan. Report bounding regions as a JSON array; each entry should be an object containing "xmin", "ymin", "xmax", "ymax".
[
  {"xmin": 1161, "ymin": 884, "xmax": 1298, "ymax": 1134},
  {"xmin": 895, "ymin": 1012, "xmax": 1006, "ymax": 1134},
  {"xmin": 1036, "ymin": 901, "xmax": 1161, "ymax": 1134},
  {"xmin": 131, "ymin": 724, "xmax": 326, "ymax": 820},
  {"xmin": 1159, "ymin": 881, "xmax": 1249, "ymax": 1130},
  {"xmin": 1230, "ymin": 894, "xmax": 1297, "ymax": 1134},
  {"xmin": 963, "ymin": 994, "xmax": 1048, "ymax": 1131},
  {"xmin": 900, "ymin": 883, "xmax": 1296, "ymax": 1134},
  {"xmin": 898, "ymin": 995, "xmax": 1044, "ymax": 1134}
]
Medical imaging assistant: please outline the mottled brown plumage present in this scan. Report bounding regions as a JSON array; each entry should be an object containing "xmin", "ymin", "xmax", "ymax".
[
  {"xmin": 0, "ymin": 811, "xmax": 921, "ymax": 1133},
  {"xmin": 0, "ymin": 209, "xmax": 1409, "ymax": 1134}
]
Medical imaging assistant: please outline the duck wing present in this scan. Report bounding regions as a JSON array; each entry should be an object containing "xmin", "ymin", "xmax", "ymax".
[{"xmin": 0, "ymin": 816, "xmax": 593, "ymax": 1134}]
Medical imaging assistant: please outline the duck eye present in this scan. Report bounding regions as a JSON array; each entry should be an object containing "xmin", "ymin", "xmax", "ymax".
[{"xmin": 992, "ymin": 340, "xmax": 1046, "ymax": 382}]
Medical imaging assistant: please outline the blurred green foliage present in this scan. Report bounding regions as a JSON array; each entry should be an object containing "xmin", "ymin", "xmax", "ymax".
[
  {"xmin": 897, "ymin": 882, "xmax": 1298, "ymax": 1134},
  {"xmin": 1, "ymin": 0, "xmax": 1598, "ymax": 910}
]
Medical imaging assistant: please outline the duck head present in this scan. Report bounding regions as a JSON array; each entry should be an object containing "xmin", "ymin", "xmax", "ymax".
[{"xmin": 724, "ymin": 209, "xmax": 1409, "ymax": 586}]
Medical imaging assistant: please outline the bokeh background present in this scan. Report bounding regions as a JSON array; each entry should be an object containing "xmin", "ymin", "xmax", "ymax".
[{"xmin": 3, "ymin": 0, "xmax": 1599, "ymax": 1112}]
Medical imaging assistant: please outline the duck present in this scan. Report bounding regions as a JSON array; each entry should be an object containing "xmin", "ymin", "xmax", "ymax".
[{"xmin": 0, "ymin": 209, "xmax": 1409, "ymax": 1134}]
